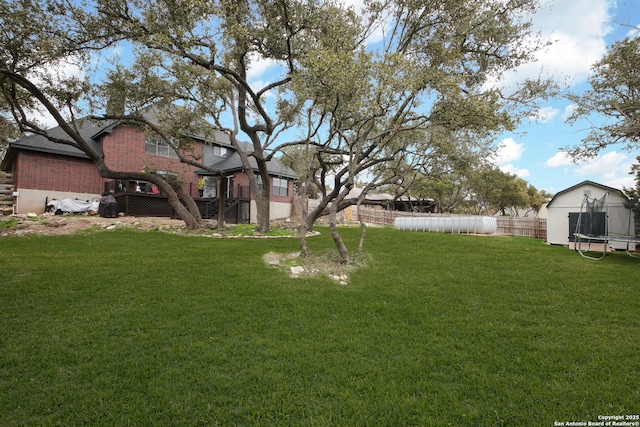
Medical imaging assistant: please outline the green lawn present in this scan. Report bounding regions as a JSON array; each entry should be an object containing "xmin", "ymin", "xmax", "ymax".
[{"xmin": 1, "ymin": 227, "xmax": 638, "ymax": 426}]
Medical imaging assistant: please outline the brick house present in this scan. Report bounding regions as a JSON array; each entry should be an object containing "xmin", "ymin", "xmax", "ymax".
[{"xmin": 1, "ymin": 116, "xmax": 297, "ymax": 222}]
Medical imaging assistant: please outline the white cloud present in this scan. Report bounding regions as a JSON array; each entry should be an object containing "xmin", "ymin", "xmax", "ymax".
[
  {"xmin": 561, "ymin": 104, "xmax": 577, "ymax": 121},
  {"xmin": 491, "ymin": 138, "xmax": 530, "ymax": 178},
  {"xmin": 605, "ymin": 175, "xmax": 636, "ymax": 190},
  {"xmin": 492, "ymin": 138, "xmax": 525, "ymax": 165},
  {"xmin": 545, "ymin": 151, "xmax": 574, "ymax": 168},
  {"xmin": 26, "ymin": 109, "xmax": 59, "ymax": 129},
  {"xmin": 544, "ymin": 150, "xmax": 635, "ymax": 188},
  {"xmin": 529, "ymin": 106, "xmax": 559, "ymax": 123},
  {"xmin": 246, "ymin": 54, "xmax": 281, "ymax": 83},
  {"xmin": 342, "ymin": 0, "xmax": 366, "ymax": 12},
  {"xmin": 534, "ymin": 32, "xmax": 606, "ymax": 85},
  {"xmin": 500, "ymin": 164, "xmax": 531, "ymax": 178},
  {"xmin": 574, "ymin": 151, "xmax": 636, "ymax": 189},
  {"xmin": 487, "ymin": 0, "xmax": 611, "ymax": 91},
  {"xmin": 26, "ymin": 57, "xmax": 87, "ymax": 128},
  {"xmin": 575, "ymin": 151, "xmax": 629, "ymax": 175}
]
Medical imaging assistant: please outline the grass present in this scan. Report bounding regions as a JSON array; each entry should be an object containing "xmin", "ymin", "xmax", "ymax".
[
  {"xmin": 223, "ymin": 223, "xmax": 297, "ymax": 237},
  {"xmin": 0, "ymin": 216, "xmax": 46, "ymax": 230},
  {"xmin": 0, "ymin": 218, "xmax": 21, "ymax": 229},
  {"xmin": 1, "ymin": 227, "xmax": 638, "ymax": 426},
  {"xmin": 181, "ymin": 222, "xmax": 298, "ymax": 238}
]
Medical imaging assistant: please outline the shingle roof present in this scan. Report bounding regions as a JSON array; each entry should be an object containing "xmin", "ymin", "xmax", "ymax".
[
  {"xmin": 197, "ymin": 151, "xmax": 298, "ymax": 179},
  {"xmin": 1, "ymin": 111, "xmax": 298, "ymax": 180},
  {"xmin": 1, "ymin": 119, "xmax": 108, "ymax": 170},
  {"xmin": 546, "ymin": 180, "xmax": 628, "ymax": 207}
]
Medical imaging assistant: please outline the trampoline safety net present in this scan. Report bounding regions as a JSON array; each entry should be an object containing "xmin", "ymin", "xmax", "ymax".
[{"xmin": 573, "ymin": 192, "xmax": 640, "ymax": 260}]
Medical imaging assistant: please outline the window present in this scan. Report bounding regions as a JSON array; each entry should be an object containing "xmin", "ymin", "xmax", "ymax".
[
  {"xmin": 203, "ymin": 176, "xmax": 217, "ymax": 198},
  {"xmin": 273, "ymin": 177, "xmax": 288, "ymax": 197},
  {"xmin": 145, "ymin": 137, "xmax": 179, "ymax": 159},
  {"xmin": 212, "ymin": 145, "xmax": 228, "ymax": 157},
  {"xmin": 255, "ymin": 174, "xmax": 263, "ymax": 193}
]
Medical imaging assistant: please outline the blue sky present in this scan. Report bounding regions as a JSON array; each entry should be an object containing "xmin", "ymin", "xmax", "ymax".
[{"xmin": 480, "ymin": 0, "xmax": 640, "ymax": 194}]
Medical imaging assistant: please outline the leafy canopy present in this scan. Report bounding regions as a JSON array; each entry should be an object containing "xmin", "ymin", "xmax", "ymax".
[{"xmin": 566, "ymin": 35, "xmax": 640, "ymax": 159}]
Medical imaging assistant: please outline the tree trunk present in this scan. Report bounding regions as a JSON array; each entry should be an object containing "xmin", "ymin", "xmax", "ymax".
[
  {"xmin": 173, "ymin": 184, "xmax": 203, "ymax": 227},
  {"xmin": 357, "ymin": 201, "xmax": 366, "ymax": 254},
  {"xmin": 157, "ymin": 185, "xmax": 197, "ymax": 229},
  {"xmin": 329, "ymin": 203, "xmax": 350, "ymax": 264},
  {"xmin": 255, "ymin": 182, "xmax": 271, "ymax": 232},
  {"xmin": 229, "ymin": 141, "xmax": 270, "ymax": 231},
  {"xmin": 94, "ymin": 161, "xmax": 202, "ymax": 230},
  {"xmin": 298, "ymin": 183, "xmax": 311, "ymax": 257},
  {"xmin": 300, "ymin": 195, "xmax": 330, "ymax": 258},
  {"xmin": 299, "ymin": 222, "xmax": 310, "ymax": 258},
  {"xmin": 217, "ymin": 175, "xmax": 227, "ymax": 226}
]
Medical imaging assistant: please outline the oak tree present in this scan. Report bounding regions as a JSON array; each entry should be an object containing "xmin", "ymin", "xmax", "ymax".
[
  {"xmin": 94, "ymin": 0, "xmax": 360, "ymax": 232},
  {"xmin": 566, "ymin": 35, "xmax": 640, "ymax": 158},
  {"xmin": 286, "ymin": 0, "xmax": 553, "ymax": 261},
  {"xmin": 0, "ymin": 0, "xmax": 215, "ymax": 228}
]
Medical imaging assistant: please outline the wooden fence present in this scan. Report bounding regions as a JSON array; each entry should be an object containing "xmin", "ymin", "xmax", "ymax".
[
  {"xmin": 353, "ymin": 206, "xmax": 547, "ymax": 239},
  {"xmin": 495, "ymin": 216, "xmax": 547, "ymax": 239},
  {"xmin": 351, "ymin": 206, "xmax": 398, "ymax": 226}
]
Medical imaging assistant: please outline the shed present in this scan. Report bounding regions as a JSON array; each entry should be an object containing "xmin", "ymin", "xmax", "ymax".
[{"xmin": 546, "ymin": 180, "xmax": 632, "ymax": 249}]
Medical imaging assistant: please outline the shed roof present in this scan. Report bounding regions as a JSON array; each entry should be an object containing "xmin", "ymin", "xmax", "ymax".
[{"xmin": 546, "ymin": 180, "xmax": 628, "ymax": 208}]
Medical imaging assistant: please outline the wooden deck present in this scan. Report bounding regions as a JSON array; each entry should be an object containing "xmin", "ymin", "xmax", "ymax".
[{"xmin": 113, "ymin": 191, "xmax": 250, "ymax": 224}]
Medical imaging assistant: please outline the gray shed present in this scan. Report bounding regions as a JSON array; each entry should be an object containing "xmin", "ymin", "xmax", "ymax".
[{"xmin": 546, "ymin": 180, "xmax": 634, "ymax": 249}]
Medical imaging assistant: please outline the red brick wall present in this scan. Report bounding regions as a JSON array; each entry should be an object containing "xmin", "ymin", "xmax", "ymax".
[
  {"xmin": 15, "ymin": 151, "xmax": 103, "ymax": 193},
  {"xmin": 13, "ymin": 125, "xmax": 294, "ymax": 204},
  {"xmin": 230, "ymin": 173, "xmax": 294, "ymax": 202},
  {"xmin": 270, "ymin": 177, "xmax": 294, "ymax": 203},
  {"xmin": 101, "ymin": 126, "xmax": 204, "ymax": 195},
  {"xmin": 232, "ymin": 172, "xmax": 250, "ymax": 189}
]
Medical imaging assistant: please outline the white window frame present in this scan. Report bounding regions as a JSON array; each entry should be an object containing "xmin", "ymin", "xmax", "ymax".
[
  {"xmin": 212, "ymin": 145, "xmax": 228, "ymax": 157},
  {"xmin": 272, "ymin": 177, "xmax": 288, "ymax": 197},
  {"xmin": 145, "ymin": 137, "xmax": 179, "ymax": 159}
]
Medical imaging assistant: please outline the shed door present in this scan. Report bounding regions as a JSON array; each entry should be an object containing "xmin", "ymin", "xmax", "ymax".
[{"xmin": 568, "ymin": 212, "xmax": 606, "ymax": 240}]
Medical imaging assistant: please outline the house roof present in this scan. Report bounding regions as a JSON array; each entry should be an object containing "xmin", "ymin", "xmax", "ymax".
[
  {"xmin": 1, "ymin": 109, "xmax": 297, "ymax": 179},
  {"xmin": 89, "ymin": 106, "xmax": 226, "ymax": 143},
  {"xmin": 344, "ymin": 187, "xmax": 434, "ymax": 203},
  {"xmin": 546, "ymin": 180, "xmax": 628, "ymax": 208},
  {"xmin": 1, "ymin": 119, "xmax": 105, "ymax": 170},
  {"xmin": 191, "ymin": 135, "xmax": 297, "ymax": 179},
  {"xmin": 196, "ymin": 150, "xmax": 298, "ymax": 179}
]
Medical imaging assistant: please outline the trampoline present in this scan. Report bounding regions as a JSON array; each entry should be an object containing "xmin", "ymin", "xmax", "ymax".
[{"xmin": 573, "ymin": 192, "xmax": 640, "ymax": 260}]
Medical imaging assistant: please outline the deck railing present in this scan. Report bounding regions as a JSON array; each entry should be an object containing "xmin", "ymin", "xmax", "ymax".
[
  {"xmin": 0, "ymin": 172, "xmax": 15, "ymax": 212},
  {"xmin": 110, "ymin": 183, "xmax": 251, "ymax": 224}
]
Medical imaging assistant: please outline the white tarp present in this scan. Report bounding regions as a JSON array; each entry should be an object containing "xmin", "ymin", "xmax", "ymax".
[{"xmin": 47, "ymin": 198, "xmax": 100, "ymax": 214}]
